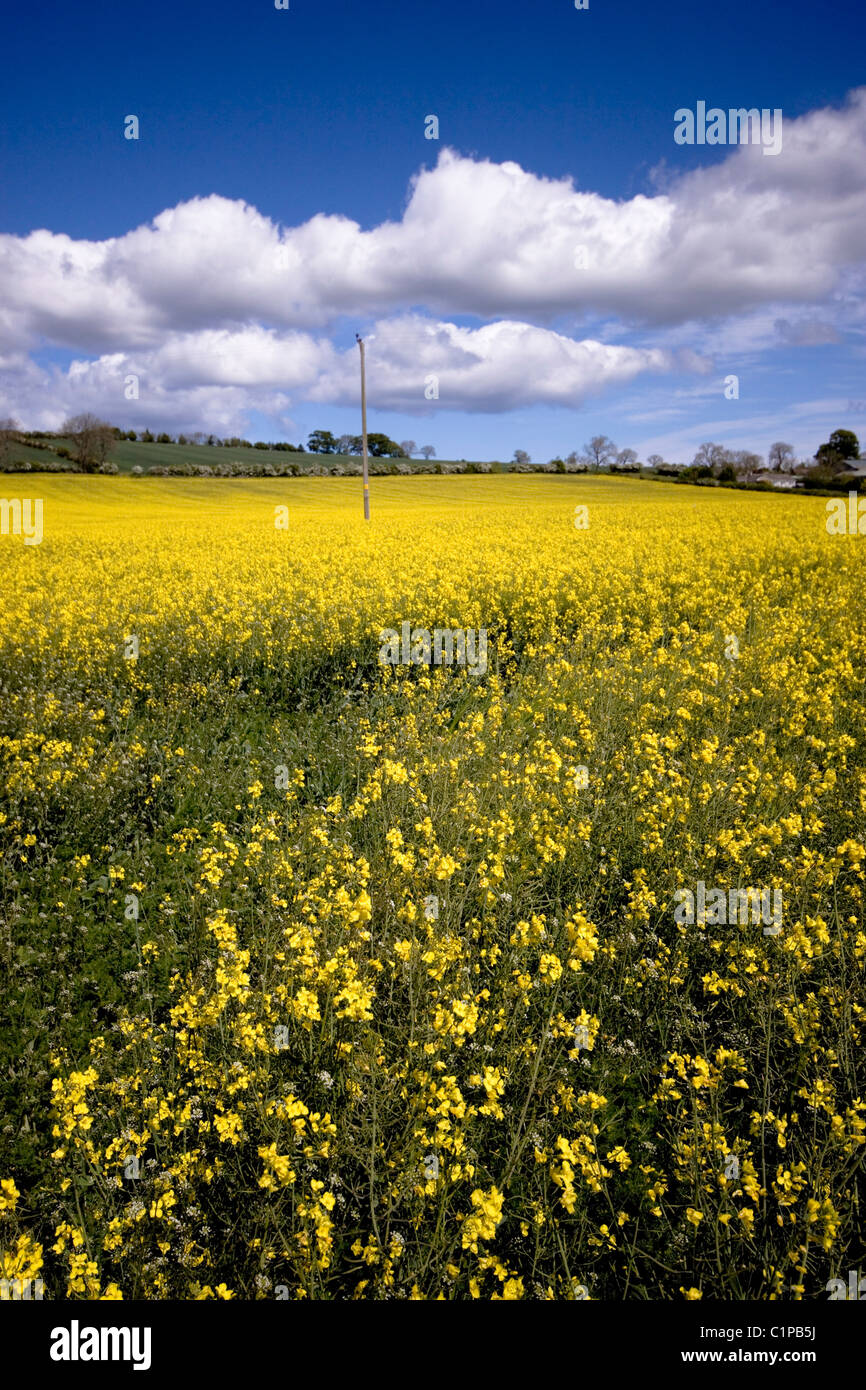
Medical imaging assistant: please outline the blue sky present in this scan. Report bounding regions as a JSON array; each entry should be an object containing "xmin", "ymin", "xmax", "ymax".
[{"xmin": 2, "ymin": 0, "xmax": 865, "ymax": 463}]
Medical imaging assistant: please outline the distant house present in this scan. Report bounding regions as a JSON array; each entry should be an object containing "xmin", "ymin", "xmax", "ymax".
[
  {"xmin": 836, "ymin": 459, "xmax": 866, "ymax": 480},
  {"xmin": 745, "ymin": 471, "xmax": 802, "ymax": 490}
]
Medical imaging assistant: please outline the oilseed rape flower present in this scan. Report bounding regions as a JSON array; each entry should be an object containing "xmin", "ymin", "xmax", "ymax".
[
  {"xmin": 461, "ymin": 1187, "xmax": 504, "ymax": 1252},
  {"xmin": 1, "ymin": 475, "xmax": 864, "ymax": 1299},
  {"xmin": 0, "ymin": 1180, "xmax": 20, "ymax": 1213}
]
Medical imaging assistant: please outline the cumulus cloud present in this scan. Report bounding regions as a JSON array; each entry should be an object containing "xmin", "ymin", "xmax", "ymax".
[
  {"xmin": 0, "ymin": 318, "xmax": 675, "ymax": 428},
  {"xmin": 312, "ymin": 317, "xmax": 674, "ymax": 413},
  {"xmin": 1, "ymin": 88, "xmax": 864, "ymax": 426}
]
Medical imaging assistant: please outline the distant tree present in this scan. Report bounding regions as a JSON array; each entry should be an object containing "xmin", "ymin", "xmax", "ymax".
[
  {"xmin": 646, "ymin": 454, "xmax": 665, "ymax": 469},
  {"xmin": 420, "ymin": 444, "xmax": 436, "ymax": 460},
  {"xmin": 156, "ymin": 433, "xmax": 172, "ymax": 444},
  {"xmin": 337, "ymin": 434, "xmax": 355, "ymax": 455},
  {"xmin": 815, "ymin": 429, "xmax": 859, "ymax": 474},
  {"xmin": 367, "ymin": 433, "xmax": 404, "ymax": 457},
  {"xmin": 308, "ymin": 429, "xmax": 338, "ymax": 454},
  {"xmin": 190, "ymin": 432, "xmax": 206, "ymax": 445},
  {"xmin": 126, "ymin": 430, "xmax": 137, "ymax": 441},
  {"xmin": 177, "ymin": 434, "xmax": 188, "ymax": 446},
  {"xmin": 0, "ymin": 416, "xmax": 20, "ymax": 468},
  {"xmin": 804, "ymin": 453, "xmax": 846, "ymax": 484},
  {"xmin": 550, "ymin": 457, "xmax": 566, "ymax": 473},
  {"xmin": 583, "ymin": 435, "xmax": 617, "ymax": 471},
  {"xmin": 732, "ymin": 450, "xmax": 762, "ymax": 475},
  {"xmin": 513, "ymin": 449, "xmax": 530, "ymax": 467},
  {"xmin": 61, "ymin": 413, "xmax": 116, "ymax": 471},
  {"xmin": 767, "ymin": 441, "xmax": 795, "ymax": 472},
  {"xmin": 615, "ymin": 448, "xmax": 638, "ymax": 470},
  {"xmin": 400, "ymin": 439, "xmax": 417, "ymax": 458},
  {"xmin": 91, "ymin": 426, "xmax": 115, "ymax": 468},
  {"xmin": 823, "ymin": 429, "xmax": 859, "ymax": 461},
  {"xmin": 813, "ymin": 449, "xmax": 846, "ymax": 475},
  {"xmin": 254, "ymin": 441, "xmax": 269, "ymax": 450},
  {"xmin": 692, "ymin": 442, "xmax": 729, "ymax": 472},
  {"xmin": 691, "ymin": 441, "xmax": 758, "ymax": 475},
  {"xmin": 205, "ymin": 434, "xmax": 217, "ymax": 446}
]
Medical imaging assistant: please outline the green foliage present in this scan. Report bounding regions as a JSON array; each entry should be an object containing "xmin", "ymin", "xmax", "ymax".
[
  {"xmin": 825, "ymin": 429, "xmax": 860, "ymax": 461},
  {"xmin": 307, "ymin": 430, "xmax": 338, "ymax": 455},
  {"xmin": 366, "ymin": 432, "xmax": 405, "ymax": 458}
]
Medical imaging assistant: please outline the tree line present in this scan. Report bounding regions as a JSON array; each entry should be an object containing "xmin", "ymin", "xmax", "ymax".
[
  {"xmin": 306, "ymin": 430, "xmax": 436, "ymax": 460},
  {"xmin": 517, "ymin": 429, "xmax": 863, "ymax": 481},
  {"xmin": 0, "ymin": 417, "xmax": 439, "ymax": 471},
  {"xmin": 1, "ymin": 415, "xmax": 860, "ymax": 481}
]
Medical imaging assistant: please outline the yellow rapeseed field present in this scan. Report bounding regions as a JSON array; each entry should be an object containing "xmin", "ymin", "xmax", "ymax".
[{"xmin": 1, "ymin": 474, "xmax": 864, "ymax": 1300}]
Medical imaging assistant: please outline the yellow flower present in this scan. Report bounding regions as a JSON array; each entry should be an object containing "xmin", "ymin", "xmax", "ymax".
[
  {"xmin": 538, "ymin": 953, "xmax": 563, "ymax": 984},
  {"xmin": 0, "ymin": 1178, "xmax": 20, "ymax": 1213},
  {"xmin": 461, "ymin": 1187, "xmax": 504, "ymax": 1253}
]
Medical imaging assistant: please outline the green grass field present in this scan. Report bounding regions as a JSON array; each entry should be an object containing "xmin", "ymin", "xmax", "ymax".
[{"xmin": 6, "ymin": 436, "xmax": 486, "ymax": 475}]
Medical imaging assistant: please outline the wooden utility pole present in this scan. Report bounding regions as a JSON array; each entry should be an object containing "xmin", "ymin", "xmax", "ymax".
[{"xmin": 356, "ymin": 333, "xmax": 370, "ymax": 520}]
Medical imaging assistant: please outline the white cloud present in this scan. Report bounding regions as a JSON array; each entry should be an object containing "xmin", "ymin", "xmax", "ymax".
[
  {"xmin": 0, "ymin": 318, "xmax": 674, "ymax": 428},
  {"xmin": 310, "ymin": 317, "xmax": 673, "ymax": 412}
]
